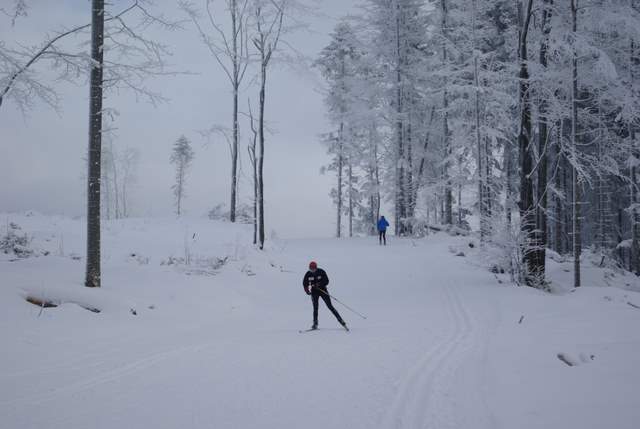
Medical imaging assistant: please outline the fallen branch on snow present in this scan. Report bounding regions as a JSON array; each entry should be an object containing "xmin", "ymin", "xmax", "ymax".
[{"xmin": 557, "ymin": 353, "xmax": 575, "ymax": 367}]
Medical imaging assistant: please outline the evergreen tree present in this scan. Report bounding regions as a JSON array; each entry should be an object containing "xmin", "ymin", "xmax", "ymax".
[{"xmin": 170, "ymin": 135, "xmax": 195, "ymax": 216}]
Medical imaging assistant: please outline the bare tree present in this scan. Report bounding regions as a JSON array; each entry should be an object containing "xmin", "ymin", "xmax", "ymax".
[
  {"xmin": 251, "ymin": 0, "xmax": 285, "ymax": 250},
  {"xmin": 171, "ymin": 136, "xmax": 195, "ymax": 216},
  {"xmin": 247, "ymin": 100, "xmax": 258, "ymax": 245},
  {"xmin": 181, "ymin": 0, "xmax": 251, "ymax": 223}
]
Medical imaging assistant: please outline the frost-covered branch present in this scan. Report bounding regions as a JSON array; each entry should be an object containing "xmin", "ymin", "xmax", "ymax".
[{"xmin": 0, "ymin": 0, "xmax": 180, "ymax": 113}]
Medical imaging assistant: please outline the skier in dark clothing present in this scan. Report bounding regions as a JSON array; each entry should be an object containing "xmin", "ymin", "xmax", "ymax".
[
  {"xmin": 303, "ymin": 261, "xmax": 347, "ymax": 330},
  {"xmin": 377, "ymin": 215, "xmax": 389, "ymax": 245}
]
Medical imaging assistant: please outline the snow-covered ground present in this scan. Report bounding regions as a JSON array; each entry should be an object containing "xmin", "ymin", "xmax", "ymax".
[{"xmin": 2, "ymin": 212, "xmax": 640, "ymax": 429}]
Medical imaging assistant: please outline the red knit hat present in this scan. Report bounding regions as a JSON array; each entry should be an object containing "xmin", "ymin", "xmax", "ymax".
[{"xmin": 309, "ymin": 261, "xmax": 317, "ymax": 270}]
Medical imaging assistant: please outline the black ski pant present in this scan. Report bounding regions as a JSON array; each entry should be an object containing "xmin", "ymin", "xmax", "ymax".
[
  {"xmin": 311, "ymin": 287, "xmax": 344, "ymax": 325},
  {"xmin": 379, "ymin": 230, "xmax": 386, "ymax": 245}
]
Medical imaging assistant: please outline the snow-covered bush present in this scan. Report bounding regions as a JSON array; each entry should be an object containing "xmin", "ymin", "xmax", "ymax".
[
  {"xmin": 483, "ymin": 215, "xmax": 525, "ymax": 284},
  {"xmin": 128, "ymin": 252, "xmax": 150, "ymax": 265},
  {"xmin": 208, "ymin": 203, "xmax": 253, "ymax": 224},
  {"xmin": 161, "ymin": 255, "xmax": 229, "ymax": 276},
  {"xmin": 1, "ymin": 222, "xmax": 34, "ymax": 258}
]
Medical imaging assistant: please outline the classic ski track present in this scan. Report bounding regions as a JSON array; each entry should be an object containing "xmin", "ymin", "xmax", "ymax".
[
  {"xmin": 383, "ymin": 281, "xmax": 476, "ymax": 429},
  {"xmin": 1, "ymin": 341, "xmax": 211, "ymax": 408}
]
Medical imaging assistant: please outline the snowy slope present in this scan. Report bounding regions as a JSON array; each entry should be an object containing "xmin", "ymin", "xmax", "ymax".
[{"xmin": 1, "ymin": 213, "xmax": 640, "ymax": 429}]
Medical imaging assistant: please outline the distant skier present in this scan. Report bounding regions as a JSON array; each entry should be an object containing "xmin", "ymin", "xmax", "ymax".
[
  {"xmin": 377, "ymin": 215, "xmax": 389, "ymax": 245},
  {"xmin": 303, "ymin": 261, "xmax": 347, "ymax": 331}
]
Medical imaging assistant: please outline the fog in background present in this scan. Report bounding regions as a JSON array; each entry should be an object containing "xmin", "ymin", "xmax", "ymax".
[{"xmin": 0, "ymin": 0, "xmax": 359, "ymax": 238}]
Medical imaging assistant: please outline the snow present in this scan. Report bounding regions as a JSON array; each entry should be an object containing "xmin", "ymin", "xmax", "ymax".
[{"xmin": 2, "ymin": 212, "xmax": 640, "ymax": 429}]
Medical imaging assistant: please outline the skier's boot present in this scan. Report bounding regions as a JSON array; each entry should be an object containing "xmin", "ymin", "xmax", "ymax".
[
  {"xmin": 311, "ymin": 322, "xmax": 318, "ymax": 330},
  {"xmin": 340, "ymin": 320, "xmax": 349, "ymax": 331}
]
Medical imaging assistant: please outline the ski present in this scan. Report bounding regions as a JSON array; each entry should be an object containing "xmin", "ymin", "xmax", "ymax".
[{"xmin": 298, "ymin": 326, "xmax": 349, "ymax": 333}]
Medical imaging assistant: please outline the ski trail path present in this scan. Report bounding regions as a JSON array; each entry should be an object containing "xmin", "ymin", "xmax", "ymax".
[
  {"xmin": 280, "ymin": 236, "xmax": 499, "ymax": 429},
  {"xmin": 2, "ymin": 235, "xmax": 501, "ymax": 429},
  {"xmin": 382, "ymin": 282, "xmax": 473, "ymax": 429}
]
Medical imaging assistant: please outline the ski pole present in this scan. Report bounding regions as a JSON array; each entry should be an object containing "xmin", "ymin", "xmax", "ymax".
[{"xmin": 316, "ymin": 288, "xmax": 367, "ymax": 320}]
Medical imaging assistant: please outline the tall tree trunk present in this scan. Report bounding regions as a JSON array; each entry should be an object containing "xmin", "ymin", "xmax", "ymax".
[
  {"xmin": 596, "ymin": 129, "xmax": 611, "ymax": 252},
  {"xmin": 230, "ymin": 0, "xmax": 239, "ymax": 223},
  {"xmin": 336, "ymin": 52, "xmax": 347, "ymax": 239},
  {"xmin": 406, "ymin": 118, "xmax": 414, "ymax": 228},
  {"xmin": 505, "ymin": 139, "xmax": 513, "ymax": 227},
  {"xmin": 348, "ymin": 158, "xmax": 353, "ymax": 238},
  {"xmin": 248, "ymin": 104, "xmax": 258, "ymax": 245},
  {"xmin": 416, "ymin": 106, "xmax": 435, "ymax": 205},
  {"xmin": 85, "ymin": 0, "xmax": 105, "ymax": 288},
  {"xmin": 629, "ymin": 38, "xmax": 640, "ymax": 274},
  {"xmin": 474, "ymin": 60, "xmax": 485, "ymax": 239},
  {"xmin": 395, "ymin": 4, "xmax": 405, "ymax": 235},
  {"xmin": 571, "ymin": 0, "xmax": 581, "ymax": 287},
  {"xmin": 369, "ymin": 124, "xmax": 379, "ymax": 235},
  {"xmin": 252, "ymin": 154, "xmax": 257, "ymax": 245},
  {"xmin": 337, "ymin": 124, "xmax": 344, "ymax": 238},
  {"xmin": 442, "ymin": 0, "xmax": 452, "ymax": 225},
  {"xmin": 258, "ymin": 60, "xmax": 266, "ymax": 249},
  {"xmin": 564, "ymin": 148, "xmax": 573, "ymax": 254},
  {"xmin": 518, "ymin": 0, "xmax": 536, "ymax": 285},
  {"xmin": 554, "ymin": 122, "xmax": 564, "ymax": 254},
  {"xmin": 535, "ymin": 0, "xmax": 553, "ymax": 284},
  {"xmin": 374, "ymin": 127, "xmax": 381, "ymax": 229},
  {"xmin": 231, "ymin": 84, "xmax": 238, "ymax": 222},
  {"xmin": 457, "ymin": 180, "xmax": 462, "ymax": 226},
  {"xmin": 472, "ymin": 0, "xmax": 486, "ymax": 241}
]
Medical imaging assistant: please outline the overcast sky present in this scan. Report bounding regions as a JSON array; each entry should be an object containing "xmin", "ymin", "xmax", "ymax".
[{"xmin": 0, "ymin": 0, "xmax": 359, "ymax": 238}]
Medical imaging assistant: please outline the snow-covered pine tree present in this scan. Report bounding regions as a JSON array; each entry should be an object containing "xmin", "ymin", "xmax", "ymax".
[
  {"xmin": 170, "ymin": 136, "xmax": 195, "ymax": 216},
  {"xmin": 316, "ymin": 21, "xmax": 362, "ymax": 238}
]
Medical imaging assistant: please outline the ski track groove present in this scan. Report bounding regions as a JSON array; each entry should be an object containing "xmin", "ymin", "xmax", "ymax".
[
  {"xmin": 1, "ymin": 341, "xmax": 211, "ymax": 408},
  {"xmin": 382, "ymin": 280, "xmax": 477, "ymax": 429}
]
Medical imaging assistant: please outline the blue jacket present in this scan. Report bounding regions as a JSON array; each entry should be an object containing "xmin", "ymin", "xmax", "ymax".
[{"xmin": 377, "ymin": 217, "xmax": 389, "ymax": 232}]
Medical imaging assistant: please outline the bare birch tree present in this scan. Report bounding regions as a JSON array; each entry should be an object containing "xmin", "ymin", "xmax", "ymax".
[
  {"xmin": 180, "ymin": 0, "xmax": 251, "ymax": 223},
  {"xmin": 247, "ymin": 101, "xmax": 258, "ymax": 245},
  {"xmin": 251, "ymin": 0, "xmax": 284, "ymax": 250}
]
